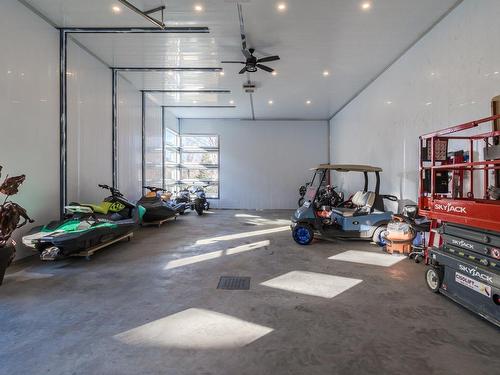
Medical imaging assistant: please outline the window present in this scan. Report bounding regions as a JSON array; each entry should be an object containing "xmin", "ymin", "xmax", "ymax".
[
  {"xmin": 180, "ymin": 134, "xmax": 220, "ymax": 199},
  {"xmin": 164, "ymin": 128, "xmax": 180, "ymax": 191},
  {"xmin": 157, "ymin": 131, "xmax": 220, "ymax": 199}
]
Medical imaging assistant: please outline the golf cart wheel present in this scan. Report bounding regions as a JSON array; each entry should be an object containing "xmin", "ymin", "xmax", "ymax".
[
  {"xmin": 372, "ymin": 225, "xmax": 387, "ymax": 246},
  {"xmin": 195, "ymin": 204, "xmax": 204, "ymax": 216},
  {"xmin": 298, "ymin": 197, "xmax": 305, "ymax": 207},
  {"xmin": 425, "ymin": 267, "xmax": 443, "ymax": 293},
  {"xmin": 293, "ymin": 225, "xmax": 314, "ymax": 245}
]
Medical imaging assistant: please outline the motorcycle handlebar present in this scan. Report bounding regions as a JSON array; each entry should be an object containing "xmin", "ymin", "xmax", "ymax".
[{"xmin": 98, "ymin": 184, "xmax": 123, "ymax": 196}]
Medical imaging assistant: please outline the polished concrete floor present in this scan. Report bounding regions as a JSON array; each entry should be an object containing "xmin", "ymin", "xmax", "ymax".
[{"xmin": 1, "ymin": 210, "xmax": 499, "ymax": 375}]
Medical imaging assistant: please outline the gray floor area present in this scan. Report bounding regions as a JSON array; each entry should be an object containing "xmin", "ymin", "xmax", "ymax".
[{"xmin": 1, "ymin": 209, "xmax": 499, "ymax": 375}]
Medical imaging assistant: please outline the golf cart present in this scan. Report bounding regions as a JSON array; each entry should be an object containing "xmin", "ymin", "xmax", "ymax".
[{"xmin": 291, "ymin": 164, "xmax": 397, "ymax": 245}]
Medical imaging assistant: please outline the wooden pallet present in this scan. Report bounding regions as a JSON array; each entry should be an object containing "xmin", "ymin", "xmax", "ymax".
[
  {"xmin": 141, "ymin": 216, "xmax": 177, "ymax": 228},
  {"xmin": 71, "ymin": 232, "xmax": 134, "ymax": 260}
]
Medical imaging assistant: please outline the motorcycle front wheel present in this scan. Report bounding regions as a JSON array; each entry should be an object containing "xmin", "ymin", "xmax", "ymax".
[{"xmin": 195, "ymin": 204, "xmax": 204, "ymax": 216}]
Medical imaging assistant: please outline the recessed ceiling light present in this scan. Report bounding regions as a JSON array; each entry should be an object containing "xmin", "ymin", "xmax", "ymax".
[
  {"xmin": 168, "ymin": 71, "xmax": 174, "ymax": 76},
  {"xmin": 306, "ymin": 100, "xmax": 311, "ymax": 105},
  {"xmin": 385, "ymin": 101, "xmax": 393, "ymax": 105},
  {"xmin": 277, "ymin": 3, "xmax": 287, "ymax": 12},
  {"xmin": 271, "ymin": 71, "xmax": 277, "ymax": 76},
  {"xmin": 229, "ymin": 100, "xmax": 235, "ymax": 105},
  {"xmin": 112, "ymin": 5, "xmax": 121, "ymax": 13},
  {"xmin": 219, "ymin": 71, "xmax": 225, "ymax": 76},
  {"xmin": 193, "ymin": 100, "xmax": 198, "ymax": 104},
  {"xmin": 323, "ymin": 70, "xmax": 330, "ymax": 77},
  {"xmin": 425, "ymin": 102, "xmax": 432, "ymax": 106},
  {"xmin": 268, "ymin": 100, "xmax": 274, "ymax": 105},
  {"xmin": 194, "ymin": 4, "xmax": 203, "ymax": 12},
  {"xmin": 494, "ymin": 71, "xmax": 499, "ymax": 75},
  {"xmin": 361, "ymin": 2, "xmax": 371, "ymax": 10}
]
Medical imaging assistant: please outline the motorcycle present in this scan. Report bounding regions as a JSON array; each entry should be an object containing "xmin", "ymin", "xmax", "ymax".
[
  {"xmin": 23, "ymin": 184, "xmax": 145, "ymax": 260},
  {"xmin": 175, "ymin": 184, "xmax": 210, "ymax": 216}
]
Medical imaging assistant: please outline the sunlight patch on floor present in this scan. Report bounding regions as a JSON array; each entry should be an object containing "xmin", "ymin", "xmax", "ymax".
[
  {"xmin": 234, "ymin": 214, "xmax": 261, "ymax": 218},
  {"xmin": 114, "ymin": 308, "xmax": 273, "ymax": 349},
  {"xmin": 328, "ymin": 250, "xmax": 405, "ymax": 267},
  {"xmin": 261, "ymin": 270, "xmax": 362, "ymax": 299},
  {"xmin": 164, "ymin": 240, "xmax": 270, "ymax": 270},
  {"xmin": 195, "ymin": 226, "xmax": 290, "ymax": 245},
  {"xmin": 6, "ymin": 268, "xmax": 54, "ymax": 282}
]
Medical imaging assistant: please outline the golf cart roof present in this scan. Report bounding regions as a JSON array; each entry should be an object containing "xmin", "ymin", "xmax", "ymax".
[{"xmin": 311, "ymin": 164, "xmax": 383, "ymax": 172}]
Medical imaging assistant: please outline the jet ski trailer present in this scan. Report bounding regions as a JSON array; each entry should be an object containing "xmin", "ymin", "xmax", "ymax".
[{"xmin": 22, "ymin": 185, "xmax": 144, "ymax": 260}]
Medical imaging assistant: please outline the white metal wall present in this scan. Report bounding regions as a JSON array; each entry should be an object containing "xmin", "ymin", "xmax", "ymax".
[
  {"xmin": 144, "ymin": 95, "xmax": 163, "ymax": 187},
  {"xmin": 329, "ymin": 0, "xmax": 500, "ymax": 209},
  {"xmin": 117, "ymin": 75, "xmax": 142, "ymax": 201},
  {"xmin": 0, "ymin": 0, "xmax": 59, "ymax": 259},
  {"xmin": 67, "ymin": 39, "xmax": 112, "ymax": 204},
  {"xmin": 180, "ymin": 119, "xmax": 329, "ymax": 209}
]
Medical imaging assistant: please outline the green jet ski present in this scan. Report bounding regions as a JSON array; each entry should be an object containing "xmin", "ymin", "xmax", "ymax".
[{"xmin": 23, "ymin": 184, "xmax": 145, "ymax": 260}]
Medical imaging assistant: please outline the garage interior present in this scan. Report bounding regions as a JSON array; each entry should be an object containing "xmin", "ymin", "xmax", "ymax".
[{"xmin": 1, "ymin": 1, "xmax": 499, "ymax": 374}]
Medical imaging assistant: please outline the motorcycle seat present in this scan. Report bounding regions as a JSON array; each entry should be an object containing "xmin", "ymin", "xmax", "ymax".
[{"xmin": 68, "ymin": 202, "xmax": 108, "ymax": 214}]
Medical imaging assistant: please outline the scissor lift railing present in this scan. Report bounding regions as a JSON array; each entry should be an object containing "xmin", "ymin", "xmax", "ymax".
[{"xmin": 418, "ymin": 115, "xmax": 500, "ymax": 260}]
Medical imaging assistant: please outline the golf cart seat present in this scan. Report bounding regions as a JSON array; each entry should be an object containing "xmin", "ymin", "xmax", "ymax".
[{"xmin": 332, "ymin": 191, "xmax": 375, "ymax": 217}]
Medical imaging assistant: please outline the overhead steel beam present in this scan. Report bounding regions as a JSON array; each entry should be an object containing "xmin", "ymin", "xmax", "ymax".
[
  {"xmin": 163, "ymin": 105, "xmax": 236, "ymax": 108},
  {"xmin": 144, "ymin": 5, "xmax": 166, "ymax": 15},
  {"xmin": 114, "ymin": 67, "xmax": 222, "ymax": 72},
  {"xmin": 117, "ymin": 0, "xmax": 166, "ymax": 29},
  {"xmin": 143, "ymin": 90, "xmax": 231, "ymax": 94},
  {"xmin": 57, "ymin": 27, "xmax": 209, "ymax": 34}
]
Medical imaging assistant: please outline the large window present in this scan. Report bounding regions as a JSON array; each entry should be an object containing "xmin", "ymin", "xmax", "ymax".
[
  {"xmin": 180, "ymin": 134, "xmax": 220, "ymax": 199},
  {"xmin": 160, "ymin": 131, "xmax": 220, "ymax": 199},
  {"xmin": 164, "ymin": 128, "xmax": 180, "ymax": 192}
]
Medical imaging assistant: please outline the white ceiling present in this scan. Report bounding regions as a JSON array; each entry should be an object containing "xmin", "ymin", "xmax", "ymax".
[{"xmin": 24, "ymin": 0, "xmax": 460, "ymax": 120}]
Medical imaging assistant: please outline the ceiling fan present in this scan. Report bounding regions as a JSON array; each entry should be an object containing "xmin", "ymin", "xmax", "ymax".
[{"xmin": 221, "ymin": 48, "xmax": 280, "ymax": 74}]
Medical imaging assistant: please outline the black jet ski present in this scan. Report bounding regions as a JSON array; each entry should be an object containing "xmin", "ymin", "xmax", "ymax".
[
  {"xmin": 22, "ymin": 184, "xmax": 145, "ymax": 260},
  {"xmin": 138, "ymin": 186, "xmax": 186, "ymax": 223}
]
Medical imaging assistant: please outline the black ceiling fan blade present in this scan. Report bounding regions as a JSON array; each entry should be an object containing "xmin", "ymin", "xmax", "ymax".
[
  {"xmin": 238, "ymin": 67, "xmax": 248, "ymax": 74},
  {"xmin": 257, "ymin": 55, "xmax": 280, "ymax": 63},
  {"xmin": 257, "ymin": 64, "xmax": 274, "ymax": 73},
  {"xmin": 242, "ymin": 49, "xmax": 252, "ymax": 59},
  {"xmin": 221, "ymin": 61, "xmax": 246, "ymax": 64}
]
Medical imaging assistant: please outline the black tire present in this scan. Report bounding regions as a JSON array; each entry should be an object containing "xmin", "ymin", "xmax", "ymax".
[
  {"xmin": 195, "ymin": 204, "xmax": 204, "ymax": 216},
  {"xmin": 292, "ymin": 224, "xmax": 314, "ymax": 245},
  {"xmin": 298, "ymin": 197, "xmax": 305, "ymax": 207},
  {"xmin": 425, "ymin": 267, "xmax": 443, "ymax": 293},
  {"xmin": 372, "ymin": 225, "xmax": 387, "ymax": 245},
  {"xmin": 179, "ymin": 210, "xmax": 185, "ymax": 215},
  {"xmin": 205, "ymin": 201, "xmax": 210, "ymax": 210}
]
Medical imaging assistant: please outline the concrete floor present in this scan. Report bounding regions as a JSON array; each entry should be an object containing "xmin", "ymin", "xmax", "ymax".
[{"xmin": 1, "ymin": 209, "xmax": 499, "ymax": 375}]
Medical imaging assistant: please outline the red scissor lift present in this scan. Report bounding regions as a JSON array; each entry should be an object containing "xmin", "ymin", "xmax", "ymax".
[{"xmin": 418, "ymin": 115, "xmax": 500, "ymax": 326}]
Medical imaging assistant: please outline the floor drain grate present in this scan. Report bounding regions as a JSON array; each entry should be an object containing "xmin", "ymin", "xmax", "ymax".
[{"xmin": 217, "ymin": 276, "xmax": 251, "ymax": 290}]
